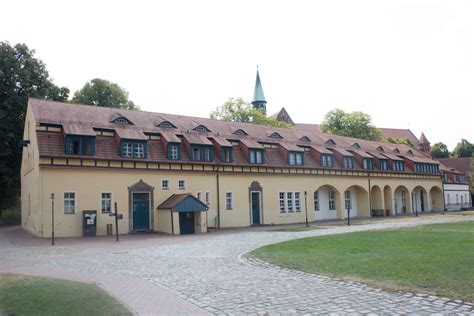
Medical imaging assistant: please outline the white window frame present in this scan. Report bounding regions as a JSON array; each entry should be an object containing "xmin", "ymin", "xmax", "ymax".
[
  {"xmin": 178, "ymin": 179, "xmax": 186, "ymax": 190},
  {"xmin": 101, "ymin": 192, "xmax": 112, "ymax": 213},
  {"xmin": 314, "ymin": 191, "xmax": 319, "ymax": 211},
  {"xmin": 161, "ymin": 179, "xmax": 169, "ymax": 190},
  {"xmin": 134, "ymin": 143, "xmax": 145, "ymax": 158},
  {"xmin": 123, "ymin": 142, "xmax": 133, "ymax": 157},
  {"xmin": 279, "ymin": 192, "xmax": 286, "ymax": 213},
  {"xmin": 344, "ymin": 190, "xmax": 352, "ymax": 210},
  {"xmin": 289, "ymin": 153, "xmax": 296, "ymax": 165},
  {"xmin": 196, "ymin": 192, "xmax": 202, "ymax": 201},
  {"xmin": 328, "ymin": 190, "xmax": 336, "ymax": 210},
  {"xmin": 287, "ymin": 192, "xmax": 293, "ymax": 212},
  {"xmin": 225, "ymin": 192, "xmax": 233, "ymax": 210},
  {"xmin": 169, "ymin": 144, "xmax": 178, "ymax": 160},
  {"xmin": 295, "ymin": 153, "xmax": 303, "ymax": 166},
  {"xmin": 295, "ymin": 192, "xmax": 301, "ymax": 212},
  {"xmin": 64, "ymin": 192, "xmax": 76, "ymax": 214}
]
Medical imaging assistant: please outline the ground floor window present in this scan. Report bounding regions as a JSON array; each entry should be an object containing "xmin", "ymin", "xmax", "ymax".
[
  {"xmin": 64, "ymin": 192, "xmax": 76, "ymax": 214},
  {"xmin": 287, "ymin": 192, "xmax": 293, "ymax": 212},
  {"xmin": 314, "ymin": 191, "xmax": 319, "ymax": 211},
  {"xmin": 295, "ymin": 192, "xmax": 301, "ymax": 212},
  {"xmin": 344, "ymin": 190, "xmax": 351, "ymax": 210},
  {"xmin": 205, "ymin": 192, "xmax": 210, "ymax": 205},
  {"xmin": 401, "ymin": 190, "xmax": 407, "ymax": 209},
  {"xmin": 329, "ymin": 190, "xmax": 336, "ymax": 210},
  {"xmin": 225, "ymin": 192, "xmax": 233, "ymax": 210},
  {"xmin": 101, "ymin": 192, "xmax": 112, "ymax": 213},
  {"xmin": 279, "ymin": 192, "xmax": 285, "ymax": 212}
]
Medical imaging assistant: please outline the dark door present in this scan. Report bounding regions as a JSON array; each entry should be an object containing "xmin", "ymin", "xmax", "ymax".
[
  {"xmin": 251, "ymin": 192, "xmax": 260, "ymax": 225},
  {"xmin": 132, "ymin": 193, "xmax": 150, "ymax": 231},
  {"xmin": 179, "ymin": 212, "xmax": 195, "ymax": 234}
]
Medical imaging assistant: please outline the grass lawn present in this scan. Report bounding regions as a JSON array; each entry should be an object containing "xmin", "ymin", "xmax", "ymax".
[
  {"xmin": 252, "ymin": 221, "xmax": 474, "ymax": 301},
  {"xmin": 0, "ymin": 274, "xmax": 132, "ymax": 316}
]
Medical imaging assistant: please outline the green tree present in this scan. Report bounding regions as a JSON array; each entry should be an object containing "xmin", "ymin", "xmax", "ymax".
[
  {"xmin": 451, "ymin": 139, "xmax": 473, "ymax": 158},
  {"xmin": 430, "ymin": 142, "xmax": 450, "ymax": 158},
  {"xmin": 0, "ymin": 42, "xmax": 69, "ymax": 211},
  {"xmin": 210, "ymin": 98, "xmax": 292, "ymax": 128},
  {"xmin": 72, "ymin": 78, "xmax": 138, "ymax": 110},
  {"xmin": 386, "ymin": 137, "xmax": 415, "ymax": 147},
  {"xmin": 320, "ymin": 109, "xmax": 382, "ymax": 141}
]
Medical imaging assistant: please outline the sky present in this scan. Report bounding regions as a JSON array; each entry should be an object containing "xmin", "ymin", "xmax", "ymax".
[{"xmin": 2, "ymin": 0, "xmax": 472, "ymax": 150}]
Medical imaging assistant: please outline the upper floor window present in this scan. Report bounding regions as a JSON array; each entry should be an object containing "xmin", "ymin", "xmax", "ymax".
[
  {"xmin": 379, "ymin": 159, "xmax": 388, "ymax": 171},
  {"xmin": 114, "ymin": 118, "xmax": 129, "ymax": 124},
  {"xmin": 178, "ymin": 179, "xmax": 186, "ymax": 189},
  {"xmin": 190, "ymin": 145, "xmax": 213, "ymax": 162},
  {"xmin": 325, "ymin": 139, "xmax": 336, "ymax": 145},
  {"xmin": 299, "ymin": 136, "xmax": 311, "ymax": 143},
  {"xmin": 167, "ymin": 144, "xmax": 181, "ymax": 160},
  {"xmin": 121, "ymin": 141, "xmax": 147, "ymax": 158},
  {"xmin": 221, "ymin": 147, "xmax": 233, "ymax": 163},
  {"xmin": 459, "ymin": 175, "xmax": 466, "ymax": 183},
  {"xmin": 392, "ymin": 160, "xmax": 405, "ymax": 172},
  {"xmin": 193, "ymin": 125, "xmax": 211, "ymax": 132},
  {"xmin": 443, "ymin": 173, "xmax": 449, "ymax": 182},
  {"xmin": 233, "ymin": 129, "xmax": 248, "ymax": 136},
  {"xmin": 157, "ymin": 121, "xmax": 176, "ymax": 128},
  {"xmin": 65, "ymin": 136, "xmax": 95, "ymax": 156},
  {"xmin": 289, "ymin": 152, "xmax": 304, "ymax": 166},
  {"xmin": 101, "ymin": 192, "xmax": 112, "ymax": 213},
  {"xmin": 352, "ymin": 143, "xmax": 361, "ymax": 149},
  {"xmin": 321, "ymin": 154, "xmax": 334, "ymax": 168},
  {"xmin": 362, "ymin": 158, "xmax": 374, "ymax": 170},
  {"xmin": 342, "ymin": 157, "xmax": 354, "ymax": 169},
  {"xmin": 249, "ymin": 149, "xmax": 264, "ymax": 164},
  {"xmin": 377, "ymin": 146, "xmax": 384, "ymax": 152},
  {"xmin": 269, "ymin": 132, "xmax": 283, "ymax": 139}
]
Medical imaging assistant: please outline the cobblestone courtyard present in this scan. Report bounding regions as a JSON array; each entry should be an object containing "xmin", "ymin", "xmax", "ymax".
[{"xmin": 1, "ymin": 215, "xmax": 473, "ymax": 315}]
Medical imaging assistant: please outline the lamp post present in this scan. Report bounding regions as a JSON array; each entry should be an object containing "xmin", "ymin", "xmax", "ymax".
[
  {"xmin": 304, "ymin": 191, "xmax": 309, "ymax": 227},
  {"xmin": 347, "ymin": 207, "xmax": 351, "ymax": 226},
  {"xmin": 50, "ymin": 193, "xmax": 55, "ymax": 246}
]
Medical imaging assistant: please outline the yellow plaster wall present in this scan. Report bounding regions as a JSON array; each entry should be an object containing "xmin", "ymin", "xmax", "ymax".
[
  {"xmin": 156, "ymin": 210, "xmax": 173, "ymax": 234},
  {"xmin": 20, "ymin": 103, "xmax": 43, "ymax": 236},
  {"xmin": 30, "ymin": 163, "xmax": 443, "ymax": 237}
]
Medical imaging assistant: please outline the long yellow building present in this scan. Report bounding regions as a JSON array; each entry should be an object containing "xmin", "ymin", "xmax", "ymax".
[{"xmin": 20, "ymin": 94, "xmax": 449, "ymax": 238}]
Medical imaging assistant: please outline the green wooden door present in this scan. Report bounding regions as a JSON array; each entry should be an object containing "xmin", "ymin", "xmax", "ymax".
[
  {"xmin": 179, "ymin": 212, "xmax": 195, "ymax": 234},
  {"xmin": 251, "ymin": 192, "xmax": 260, "ymax": 225},
  {"xmin": 132, "ymin": 193, "xmax": 150, "ymax": 231}
]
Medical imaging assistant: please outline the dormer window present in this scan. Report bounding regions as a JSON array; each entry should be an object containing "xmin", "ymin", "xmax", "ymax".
[
  {"xmin": 190, "ymin": 145, "xmax": 213, "ymax": 161},
  {"xmin": 393, "ymin": 148, "xmax": 400, "ymax": 153},
  {"xmin": 65, "ymin": 136, "xmax": 95, "ymax": 156},
  {"xmin": 113, "ymin": 118, "xmax": 130, "ymax": 124},
  {"xmin": 110, "ymin": 113, "xmax": 133, "ymax": 125},
  {"xmin": 233, "ymin": 129, "xmax": 248, "ymax": 136},
  {"xmin": 299, "ymin": 136, "xmax": 311, "ymax": 142},
  {"xmin": 157, "ymin": 121, "xmax": 176, "ymax": 129},
  {"xmin": 352, "ymin": 143, "xmax": 361, "ymax": 149},
  {"xmin": 249, "ymin": 149, "xmax": 264, "ymax": 164},
  {"xmin": 407, "ymin": 149, "xmax": 414, "ymax": 155},
  {"xmin": 377, "ymin": 146, "xmax": 384, "ymax": 152},
  {"xmin": 288, "ymin": 152, "xmax": 304, "ymax": 166},
  {"xmin": 321, "ymin": 154, "xmax": 334, "ymax": 168},
  {"xmin": 325, "ymin": 139, "xmax": 336, "ymax": 145},
  {"xmin": 362, "ymin": 158, "xmax": 374, "ymax": 170},
  {"xmin": 193, "ymin": 125, "xmax": 211, "ymax": 132},
  {"xmin": 269, "ymin": 132, "xmax": 283, "ymax": 139}
]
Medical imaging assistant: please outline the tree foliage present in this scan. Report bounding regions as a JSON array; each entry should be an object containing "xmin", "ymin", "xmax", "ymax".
[
  {"xmin": 210, "ymin": 98, "xmax": 292, "ymax": 128},
  {"xmin": 319, "ymin": 109, "xmax": 381, "ymax": 141},
  {"xmin": 430, "ymin": 142, "xmax": 450, "ymax": 158},
  {"xmin": 72, "ymin": 78, "xmax": 138, "ymax": 110},
  {"xmin": 451, "ymin": 139, "xmax": 473, "ymax": 158},
  {"xmin": 0, "ymin": 42, "xmax": 69, "ymax": 210},
  {"xmin": 386, "ymin": 137, "xmax": 415, "ymax": 147}
]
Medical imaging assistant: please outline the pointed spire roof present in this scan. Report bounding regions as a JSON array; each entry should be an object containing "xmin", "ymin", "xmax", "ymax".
[
  {"xmin": 252, "ymin": 68, "xmax": 266, "ymax": 104},
  {"xmin": 419, "ymin": 132, "xmax": 430, "ymax": 144}
]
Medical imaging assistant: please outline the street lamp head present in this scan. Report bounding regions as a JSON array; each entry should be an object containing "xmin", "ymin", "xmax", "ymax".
[
  {"xmin": 304, "ymin": 191, "xmax": 307, "ymax": 196},
  {"xmin": 50, "ymin": 193, "xmax": 55, "ymax": 200}
]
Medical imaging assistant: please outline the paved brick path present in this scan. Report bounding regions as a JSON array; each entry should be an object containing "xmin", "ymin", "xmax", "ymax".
[{"xmin": 1, "ymin": 215, "xmax": 473, "ymax": 315}]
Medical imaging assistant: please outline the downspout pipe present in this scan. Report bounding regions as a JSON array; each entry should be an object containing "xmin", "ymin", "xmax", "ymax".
[
  {"xmin": 368, "ymin": 173, "xmax": 372, "ymax": 217},
  {"xmin": 216, "ymin": 167, "xmax": 221, "ymax": 229}
]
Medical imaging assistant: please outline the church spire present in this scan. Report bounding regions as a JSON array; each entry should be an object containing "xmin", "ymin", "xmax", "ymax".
[{"xmin": 251, "ymin": 67, "xmax": 267, "ymax": 114}]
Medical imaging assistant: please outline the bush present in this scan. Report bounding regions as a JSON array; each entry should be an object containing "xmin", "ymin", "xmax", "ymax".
[{"xmin": 0, "ymin": 200, "xmax": 21, "ymax": 226}]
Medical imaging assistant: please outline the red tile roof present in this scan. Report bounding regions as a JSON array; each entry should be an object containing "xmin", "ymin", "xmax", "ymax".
[
  {"xmin": 30, "ymin": 98, "xmax": 441, "ymax": 170},
  {"xmin": 437, "ymin": 157, "xmax": 472, "ymax": 174},
  {"xmin": 62, "ymin": 123, "xmax": 96, "ymax": 136}
]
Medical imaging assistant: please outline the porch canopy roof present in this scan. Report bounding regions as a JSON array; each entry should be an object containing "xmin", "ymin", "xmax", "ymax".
[{"xmin": 157, "ymin": 193, "xmax": 208, "ymax": 212}]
